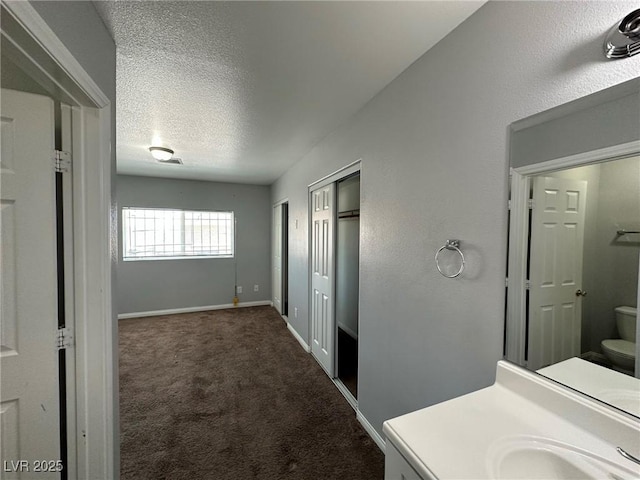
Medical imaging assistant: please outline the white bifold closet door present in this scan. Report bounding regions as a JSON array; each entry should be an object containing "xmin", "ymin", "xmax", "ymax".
[
  {"xmin": 1, "ymin": 89, "xmax": 61, "ymax": 476},
  {"xmin": 310, "ymin": 183, "xmax": 335, "ymax": 375},
  {"xmin": 528, "ymin": 176, "xmax": 587, "ymax": 370}
]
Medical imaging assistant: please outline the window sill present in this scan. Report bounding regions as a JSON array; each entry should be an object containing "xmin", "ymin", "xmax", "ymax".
[{"xmin": 122, "ymin": 255, "xmax": 234, "ymax": 262}]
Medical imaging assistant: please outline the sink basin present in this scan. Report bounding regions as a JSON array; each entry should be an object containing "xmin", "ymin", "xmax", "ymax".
[{"xmin": 488, "ymin": 436, "xmax": 639, "ymax": 480}]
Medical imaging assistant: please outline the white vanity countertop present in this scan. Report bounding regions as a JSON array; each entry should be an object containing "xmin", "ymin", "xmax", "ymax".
[{"xmin": 382, "ymin": 361, "xmax": 640, "ymax": 480}]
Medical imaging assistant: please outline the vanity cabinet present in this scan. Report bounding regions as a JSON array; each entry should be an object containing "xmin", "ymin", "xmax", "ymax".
[{"xmin": 384, "ymin": 442, "xmax": 423, "ymax": 480}]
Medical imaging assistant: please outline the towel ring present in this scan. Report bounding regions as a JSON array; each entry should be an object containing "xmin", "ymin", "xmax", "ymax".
[{"xmin": 435, "ymin": 239, "xmax": 465, "ymax": 278}]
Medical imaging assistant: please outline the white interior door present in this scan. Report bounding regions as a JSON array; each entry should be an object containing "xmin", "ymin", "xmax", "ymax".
[
  {"xmin": 310, "ymin": 184, "xmax": 335, "ymax": 375},
  {"xmin": 1, "ymin": 89, "xmax": 61, "ymax": 477},
  {"xmin": 273, "ymin": 204, "xmax": 283, "ymax": 314},
  {"xmin": 528, "ymin": 176, "xmax": 587, "ymax": 370}
]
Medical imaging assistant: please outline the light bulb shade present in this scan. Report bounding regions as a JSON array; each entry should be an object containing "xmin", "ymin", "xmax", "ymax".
[{"xmin": 149, "ymin": 146, "xmax": 174, "ymax": 161}]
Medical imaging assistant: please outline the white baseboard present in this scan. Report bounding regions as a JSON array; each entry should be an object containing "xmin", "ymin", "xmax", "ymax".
[
  {"xmin": 356, "ymin": 410, "xmax": 386, "ymax": 453},
  {"xmin": 118, "ymin": 301, "xmax": 273, "ymax": 319},
  {"xmin": 287, "ymin": 322, "xmax": 311, "ymax": 352},
  {"xmin": 333, "ymin": 379, "xmax": 357, "ymax": 411}
]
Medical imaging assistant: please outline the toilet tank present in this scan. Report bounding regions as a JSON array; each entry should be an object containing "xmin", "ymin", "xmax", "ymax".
[{"xmin": 615, "ymin": 306, "xmax": 637, "ymax": 342}]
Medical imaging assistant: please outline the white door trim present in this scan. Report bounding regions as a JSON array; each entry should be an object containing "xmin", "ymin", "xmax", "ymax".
[
  {"xmin": 71, "ymin": 105, "xmax": 114, "ymax": 479},
  {"xmin": 2, "ymin": 3, "xmax": 116, "ymax": 478},
  {"xmin": 273, "ymin": 196, "xmax": 289, "ymax": 207},
  {"xmin": 273, "ymin": 197, "xmax": 289, "ymax": 316},
  {"xmin": 515, "ymin": 141, "xmax": 640, "ymax": 176},
  {"xmin": 505, "ymin": 141, "xmax": 640, "ymax": 368},
  {"xmin": 60, "ymin": 104, "xmax": 78, "ymax": 480},
  {"xmin": 2, "ymin": 1, "xmax": 109, "ymax": 108},
  {"xmin": 308, "ymin": 158, "xmax": 362, "ymax": 189},
  {"xmin": 273, "ymin": 203, "xmax": 283, "ymax": 314}
]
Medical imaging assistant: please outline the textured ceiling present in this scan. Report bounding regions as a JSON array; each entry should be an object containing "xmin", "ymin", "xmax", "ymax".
[{"xmin": 94, "ymin": 1, "xmax": 485, "ymax": 184}]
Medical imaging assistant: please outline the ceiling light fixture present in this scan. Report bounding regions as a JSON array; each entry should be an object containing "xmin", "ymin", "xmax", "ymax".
[
  {"xmin": 605, "ymin": 8, "xmax": 640, "ymax": 59},
  {"xmin": 148, "ymin": 146, "xmax": 174, "ymax": 161}
]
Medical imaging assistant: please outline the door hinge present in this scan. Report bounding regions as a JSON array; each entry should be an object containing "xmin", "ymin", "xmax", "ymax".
[
  {"xmin": 54, "ymin": 150, "xmax": 71, "ymax": 173},
  {"xmin": 528, "ymin": 199, "xmax": 534, "ymax": 210},
  {"xmin": 507, "ymin": 200, "xmax": 511, "ymax": 211},
  {"xmin": 56, "ymin": 326, "xmax": 74, "ymax": 351},
  {"xmin": 525, "ymin": 280, "xmax": 531, "ymax": 290},
  {"xmin": 505, "ymin": 277, "xmax": 509, "ymax": 288}
]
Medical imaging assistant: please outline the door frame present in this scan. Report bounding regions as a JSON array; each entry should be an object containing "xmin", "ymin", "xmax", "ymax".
[
  {"xmin": 505, "ymin": 140, "xmax": 640, "ymax": 368},
  {"xmin": 307, "ymin": 159, "xmax": 361, "ymax": 377},
  {"xmin": 281, "ymin": 202, "xmax": 289, "ymax": 317},
  {"xmin": 2, "ymin": 2, "xmax": 116, "ymax": 478},
  {"xmin": 272, "ymin": 197, "xmax": 288, "ymax": 317}
]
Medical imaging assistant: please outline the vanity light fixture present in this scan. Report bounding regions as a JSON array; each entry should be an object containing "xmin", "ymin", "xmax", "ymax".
[
  {"xmin": 148, "ymin": 146, "xmax": 174, "ymax": 161},
  {"xmin": 604, "ymin": 8, "xmax": 640, "ymax": 59}
]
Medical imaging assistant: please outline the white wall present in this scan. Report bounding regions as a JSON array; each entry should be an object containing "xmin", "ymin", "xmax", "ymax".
[{"xmin": 271, "ymin": 1, "xmax": 640, "ymax": 436}]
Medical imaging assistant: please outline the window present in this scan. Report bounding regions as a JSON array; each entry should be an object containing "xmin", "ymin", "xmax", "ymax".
[{"xmin": 122, "ymin": 207, "xmax": 234, "ymax": 260}]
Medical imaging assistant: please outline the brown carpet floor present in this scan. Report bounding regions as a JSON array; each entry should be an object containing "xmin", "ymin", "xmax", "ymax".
[{"xmin": 119, "ymin": 306, "xmax": 384, "ymax": 480}]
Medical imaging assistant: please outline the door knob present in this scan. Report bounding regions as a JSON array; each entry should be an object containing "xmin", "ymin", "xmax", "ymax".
[{"xmin": 575, "ymin": 289, "xmax": 587, "ymax": 297}]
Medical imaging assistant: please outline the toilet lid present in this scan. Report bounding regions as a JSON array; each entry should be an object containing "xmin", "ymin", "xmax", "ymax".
[{"xmin": 602, "ymin": 339, "xmax": 636, "ymax": 358}]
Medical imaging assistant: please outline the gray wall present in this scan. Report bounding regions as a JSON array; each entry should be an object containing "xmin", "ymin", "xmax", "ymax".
[
  {"xmin": 1, "ymin": 55, "xmax": 50, "ymax": 97},
  {"xmin": 117, "ymin": 175, "xmax": 271, "ymax": 315},
  {"xmin": 271, "ymin": 1, "xmax": 640, "ymax": 437},
  {"xmin": 589, "ymin": 158, "xmax": 640, "ymax": 350},
  {"xmin": 511, "ymin": 92, "xmax": 640, "ymax": 169}
]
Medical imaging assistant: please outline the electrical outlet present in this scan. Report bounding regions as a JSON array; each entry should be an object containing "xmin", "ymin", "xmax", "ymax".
[
  {"xmin": 253, "ymin": 284, "xmax": 259, "ymax": 292},
  {"xmin": 236, "ymin": 286, "xmax": 242, "ymax": 294},
  {"xmin": 294, "ymin": 307, "xmax": 298, "ymax": 318}
]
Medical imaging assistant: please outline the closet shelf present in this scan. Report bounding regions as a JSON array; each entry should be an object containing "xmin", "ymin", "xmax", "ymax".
[
  {"xmin": 338, "ymin": 209, "xmax": 360, "ymax": 219},
  {"xmin": 616, "ymin": 229, "xmax": 639, "ymax": 236}
]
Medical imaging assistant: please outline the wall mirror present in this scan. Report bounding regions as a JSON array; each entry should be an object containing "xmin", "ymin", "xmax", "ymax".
[{"xmin": 505, "ymin": 78, "xmax": 640, "ymax": 418}]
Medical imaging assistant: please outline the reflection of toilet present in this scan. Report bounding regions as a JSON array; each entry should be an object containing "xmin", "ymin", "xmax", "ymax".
[{"xmin": 601, "ymin": 306, "xmax": 637, "ymax": 375}]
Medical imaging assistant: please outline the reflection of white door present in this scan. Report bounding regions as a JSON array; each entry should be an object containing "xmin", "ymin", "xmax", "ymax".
[
  {"xmin": 310, "ymin": 184, "xmax": 335, "ymax": 375},
  {"xmin": 528, "ymin": 176, "xmax": 587, "ymax": 370},
  {"xmin": 1, "ymin": 90, "xmax": 61, "ymax": 475},
  {"xmin": 273, "ymin": 204, "xmax": 282, "ymax": 314}
]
